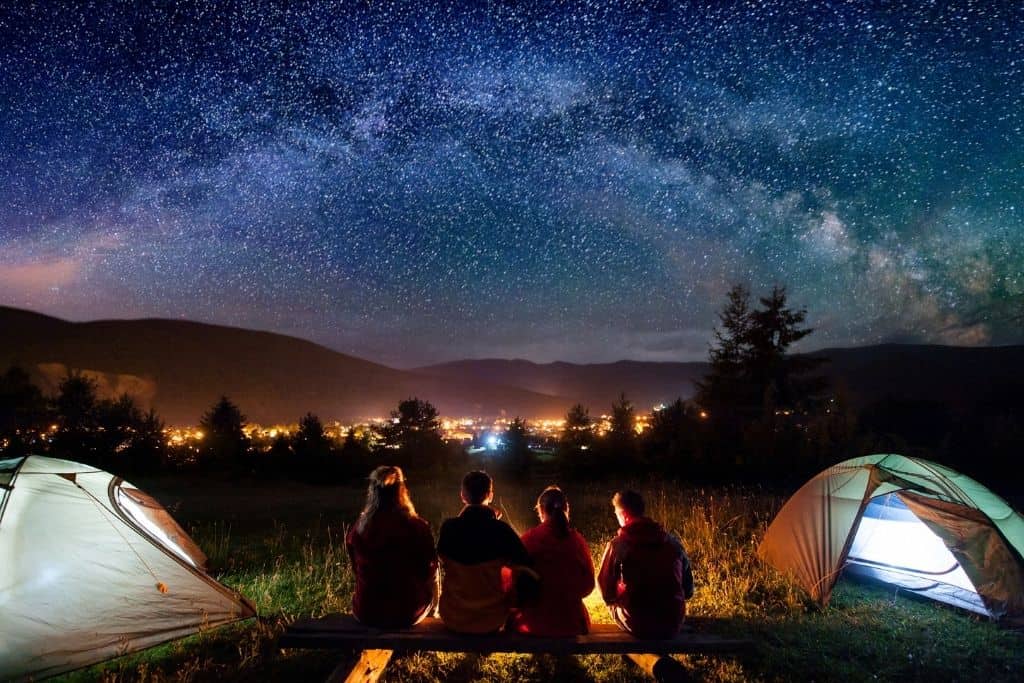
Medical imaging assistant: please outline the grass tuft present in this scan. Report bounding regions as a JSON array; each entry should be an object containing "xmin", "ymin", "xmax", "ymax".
[{"xmin": 57, "ymin": 477, "xmax": 1022, "ymax": 682}]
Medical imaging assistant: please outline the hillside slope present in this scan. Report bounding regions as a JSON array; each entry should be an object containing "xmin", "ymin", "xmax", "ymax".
[
  {"xmin": 416, "ymin": 358, "xmax": 706, "ymax": 411},
  {"xmin": 0, "ymin": 306, "xmax": 570, "ymax": 423},
  {"xmin": 5, "ymin": 306, "xmax": 1021, "ymax": 424},
  {"xmin": 418, "ymin": 344, "xmax": 1024, "ymax": 412}
]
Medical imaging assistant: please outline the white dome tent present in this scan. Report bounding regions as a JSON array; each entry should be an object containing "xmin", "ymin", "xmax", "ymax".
[
  {"xmin": 759, "ymin": 454, "xmax": 1024, "ymax": 619},
  {"xmin": 0, "ymin": 455, "xmax": 256, "ymax": 681}
]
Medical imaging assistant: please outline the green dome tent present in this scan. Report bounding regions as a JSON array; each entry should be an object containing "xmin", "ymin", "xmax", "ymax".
[
  {"xmin": 0, "ymin": 455, "xmax": 256, "ymax": 681},
  {"xmin": 759, "ymin": 454, "xmax": 1024, "ymax": 619}
]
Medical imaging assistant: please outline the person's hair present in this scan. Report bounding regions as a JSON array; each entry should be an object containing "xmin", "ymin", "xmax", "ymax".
[
  {"xmin": 355, "ymin": 465, "xmax": 416, "ymax": 534},
  {"xmin": 612, "ymin": 489, "xmax": 645, "ymax": 517},
  {"xmin": 461, "ymin": 470, "xmax": 493, "ymax": 505},
  {"xmin": 535, "ymin": 486, "xmax": 570, "ymax": 538}
]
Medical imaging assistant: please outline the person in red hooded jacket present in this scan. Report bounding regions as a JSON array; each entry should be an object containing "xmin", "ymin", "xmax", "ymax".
[
  {"xmin": 346, "ymin": 465, "xmax": 438, "ymax": 627},
  {"xmin": 510, "ymin": 486, "xmax": 595, "ymax": 636},
  {"xmin": 597, "ymin": 489, "xmax": 694, "ymax": 638}
]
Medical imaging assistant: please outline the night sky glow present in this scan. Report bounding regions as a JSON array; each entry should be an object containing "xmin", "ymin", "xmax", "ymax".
[{"xmin": 1, "ymin": 2, "xmax": 1022, "ymax": 366}]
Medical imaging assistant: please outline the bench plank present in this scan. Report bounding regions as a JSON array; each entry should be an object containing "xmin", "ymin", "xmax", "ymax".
[
  {"xmin": 281, "ymin": 615, "xmax": 752, "ymax": 656},
  {"xmin": 335, "ymin": 649, "xmax": 392, "ymax": 683},
  {"xmin": 625, "ymin": 653, "xmax": 691, "ymax": 683}
]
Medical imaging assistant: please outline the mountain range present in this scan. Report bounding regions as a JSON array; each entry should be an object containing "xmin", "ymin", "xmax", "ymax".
[{"xmin": 2, "ymin": 305, "xmax": 1022, "ymax": 424}]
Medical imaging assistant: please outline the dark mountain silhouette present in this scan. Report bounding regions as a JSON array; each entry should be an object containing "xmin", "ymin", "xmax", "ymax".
[
  {"xmin": 806, "ymin": 344, "xmax": 1024, "ymax": 412},
  {"xmin": 417, "ymin": 344, "xmax": 1024, "ymax": 413},
  {"xmin": 4, "ymin": 306, "xmax": 1021, "ymax": 424},
  {"xmin": 415, "ymin": 359, "xmax": 707, "ymax": 412},
  {"xmin": 0, "ymin": 306, "xmax": 570, "ymax": 424}
]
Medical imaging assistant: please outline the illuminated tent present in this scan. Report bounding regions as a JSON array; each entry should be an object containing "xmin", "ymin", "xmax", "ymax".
[
  {"xmin": 759, "ymin": 454, "xmax": 1024, "ymax": 619},
  {"xmin": 0, "ymin": 455, "xmax": 256, "ymax": 681}
]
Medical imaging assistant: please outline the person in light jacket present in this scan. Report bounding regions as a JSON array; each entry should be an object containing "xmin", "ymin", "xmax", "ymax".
[{"xmin": 437, "ymin": 470, "xmax": 533, "ymax": 633}]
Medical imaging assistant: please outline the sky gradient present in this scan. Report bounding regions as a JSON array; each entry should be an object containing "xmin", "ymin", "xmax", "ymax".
[{"xmin": 1, "ymin": 1, "xmax": 1022, "ymax": 366}]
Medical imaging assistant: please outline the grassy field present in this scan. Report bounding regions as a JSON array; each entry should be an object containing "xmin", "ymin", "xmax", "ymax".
[{"xmin": 59, "ymin": 474, "xmax": 1022, "ymax": 682}]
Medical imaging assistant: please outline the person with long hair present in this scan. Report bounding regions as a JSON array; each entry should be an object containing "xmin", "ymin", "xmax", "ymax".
[
  {"xmin": 346, "ymin": 465, "xmax": 437, "ymax": 627},
  {"xmin": 509, "ymin": 486, "xmax": 595, "ymax": 636}
]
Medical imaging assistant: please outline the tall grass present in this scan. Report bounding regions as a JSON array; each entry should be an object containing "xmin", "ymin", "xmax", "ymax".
[{"xmin": 61, "ymin": 478, "xmax": 1021, "ymax": 682}]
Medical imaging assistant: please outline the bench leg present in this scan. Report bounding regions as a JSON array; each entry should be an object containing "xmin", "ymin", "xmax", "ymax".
[
  {"xmin": 330, "ymin": 649, "xmax": 393, "ymax": 683},
  {"xmin": 624, "ymin": 653, "xmax": 692, "ymax": 682}
]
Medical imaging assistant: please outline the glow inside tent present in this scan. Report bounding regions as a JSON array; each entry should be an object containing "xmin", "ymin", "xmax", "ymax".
[
  {"xmin": 0, "ymin": 455, "xmax": 256, "ymax": 681},
  {"xmin": 758, "ymin": 454, "xmax": 1024, "ymax": 618}
]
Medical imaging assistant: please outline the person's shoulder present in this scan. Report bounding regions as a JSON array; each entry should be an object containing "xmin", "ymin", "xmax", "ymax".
[
  {"xmin": 600, "ymin": 530, "xmax": 621, "ymax": 556},
  {"xmin": 666, "ymin": 530, "xmax": 686, "ymax": 552},
  {"xmin": 409, "ymin": 514, "xmax": 433, "ymax": 532},
  {"xmin": 570, "ymin": 528, "xmax": 590, "ymax": 547},
  {"xmin": 491, "ymin": 517, "xmax": 520, "ymax": 540},
  {"xmin": 436, "ymin": 517, "xmax": 460, "ymax": 550},
  {"xmin": 641, "ymin": 516, "xmax": 668, "ymax": 532},
  {"xmin": 438, "ymin": 516, "xmax": 459, "ymax": 535},
  {"xmin": 483, "ymin": 512, "xmax": 512, "ymax": 529}
]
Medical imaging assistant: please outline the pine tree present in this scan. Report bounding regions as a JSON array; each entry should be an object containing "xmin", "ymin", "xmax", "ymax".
[
  {"xmin": 609, "ymin": 393, "xmax": 635, "ymax": 440},
  {"xmin": 0, "ymin": 365, "xmax": 48, "ymax": 456},
  {"xmin": 696, "ymin": 284, "xmax": 756, "ymax": 422},
  {"xmin": 52, "ymin": 372, "xmax": 101, "ymax": 464},
  {"xmin": 746, "ymin": 285, "xmax": 821, "ymax": 411},
  {"xmin": 558, "ymin": 403, "xmax": 594, "ymax": 479},
  {"xmin": 698, "ymin": 284, "xmax": 827, "ymax": 422},
  {"xmin": 646, "ymin": 398, "xmax": 699, "ymax": 474},
  {"xmin": 559, "ymin": 403, "xmax": 593, "ymax": 453},
  {"xmin": 294, "ymin": 413, "xmax": 331, "ymax": 462},
  {"xmin": 502, "ymin": 417, "xmax": 531, "ymax": 479},
  {"xmin": 56, "ymin": 372, "xmax": 99, "ymax": 433},
  {"xmin": 379, "ymin": 397, "xmax": 445, "ymax": 471},
  {"xmin": 200, "ymin": 396, "xmax": 249, "ymax": 467}
]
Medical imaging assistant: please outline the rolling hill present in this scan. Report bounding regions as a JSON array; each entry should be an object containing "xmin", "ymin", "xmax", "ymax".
[
  {"xmin": 414, "ymin": 358, "xmax": 706, "ymax": 412},
  {"xmin": 3, "ymin": 305, "xmax": 1021, "ymax": 424},
  {"xmin": 0, "ymin": 306, "xmax": 570, "ymax": 424},
  {"xmin": 417, "ymin": 345, "xmax": 1024, "ymax": 413}
]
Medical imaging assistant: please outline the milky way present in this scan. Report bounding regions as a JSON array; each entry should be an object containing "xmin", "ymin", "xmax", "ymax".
[{"xmin": 1, "ymin": 1, "xmax": 1021, "ymax": 366}]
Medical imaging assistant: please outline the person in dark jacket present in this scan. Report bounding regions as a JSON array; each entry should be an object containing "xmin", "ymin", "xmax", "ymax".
[
  {"xmin": 597, "ymin": 489, "xmax": 694, "ymax": 638},
  {"xmin": 346, "ymin": 465, "xmax": 437, "ymax": 627},
  {"xmin": 437, "ymin": 470, "xmax": 533, "ymax": 633},
  {"xmin": 510, "ymin": 486, "xmax": 595, "ymax": 636}
]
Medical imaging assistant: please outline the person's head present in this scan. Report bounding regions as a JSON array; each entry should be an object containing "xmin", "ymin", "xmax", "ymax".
[
  {"xmin": 535, "ymin": 485, "xmax": 570, "ymax": 537},
  {"xmin": 461, "ymin": 470, "xmax": 493, "ymax": 506},
  {"xmin": 355, "ymin": 465, "xmax": 416, "ymax": 534},
  {"xmin": 611, "ymin": 489, "xmax": 645, "ymax": 527}
]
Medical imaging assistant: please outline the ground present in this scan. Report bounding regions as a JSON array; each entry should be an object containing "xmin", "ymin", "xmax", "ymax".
[{"xmin": 57, "ymin": 473, "xmax": 1023, "ymax": 682}]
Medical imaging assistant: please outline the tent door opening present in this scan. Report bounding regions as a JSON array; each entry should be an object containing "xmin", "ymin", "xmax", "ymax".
[{"xmin": 843, "ymin": 492, "xmax": 990, "ymax": 616}]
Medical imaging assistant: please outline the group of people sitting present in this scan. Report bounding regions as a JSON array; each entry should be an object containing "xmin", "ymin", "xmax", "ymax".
[{"xmin": 345, "ymin": 466, "xmax": 694, "ymax": 639}]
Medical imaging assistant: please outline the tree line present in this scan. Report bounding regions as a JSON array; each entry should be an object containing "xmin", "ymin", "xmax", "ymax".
[
  {"xmin": 0, "ymin": 372, "xmax": 469, "ymax": 483},
  {"xmin": 2, "ymin": 284, "xmax": 1021, "ymax": 489}
]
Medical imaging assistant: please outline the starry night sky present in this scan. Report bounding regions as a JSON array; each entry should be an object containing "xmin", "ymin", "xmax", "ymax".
[{"xmin": 1, "ymin": 1, "xmax": 1021, "ymax": 366}]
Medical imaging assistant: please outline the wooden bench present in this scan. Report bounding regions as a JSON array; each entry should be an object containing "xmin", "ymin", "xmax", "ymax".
[{"xmin": 280, "ymin": 614, "xmax": 753, "ymax": 682}]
